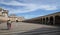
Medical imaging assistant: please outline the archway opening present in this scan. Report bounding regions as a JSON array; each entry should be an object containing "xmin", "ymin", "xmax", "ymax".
[
  {"xmin": 46, "ymin": 17, "xmax": 49, "ymax": 24},
  {"xmin": 43, "ymin": 18, "xmax": 45, "ymax": 24},
  {"xmin": 50, "ymin": 16, "xmax": 53, "ymax": 25},
  {"xmin": 16, "ymin": 20, "xmax": 18, "ymax": 22},
  {"xmin": 40, "ymin": 18, "xmax": 42, "ymax": 24},
  {"xmin": 55, "ymin": 15, "xmax": 60, "ymax": 25}
]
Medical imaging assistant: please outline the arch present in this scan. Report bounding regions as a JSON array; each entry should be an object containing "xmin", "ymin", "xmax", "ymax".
[
  {"xmin": 43, "ymin": 18, "xmax": 45, "ymax": 24},
  {"xmin": 55, "ymin": 15, "xmax": 60, "ymax": 25},
  {"xmin": 40, "ymin": 18, "xmax": 42, "ymax": 24},
  {"xmin": 46, "ymin": 17, "xmax": 49, "ymax": 24},
  {"xmin": 16, "ymin": 20, "xmax": 18, "ymax": 22},
  {"xmin": 46, "ymin": 17, "xmax": 48, "ymax": 21},
  {"xmin": 49, "ymin": 16, "xmax": 54, "ymax": 25}
]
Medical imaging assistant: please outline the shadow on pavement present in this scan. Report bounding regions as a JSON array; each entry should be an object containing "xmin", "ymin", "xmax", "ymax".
[
  {"xmin": 0, "ymin": 28, "xmax": 8, "ymax": 30},
  {"xmin": 22, "ymin": 22, "xmax": 60, "ymax": 27},
  {"xmin": 11, "ymin": 27, "xmax": 60, "ymax": 35}
]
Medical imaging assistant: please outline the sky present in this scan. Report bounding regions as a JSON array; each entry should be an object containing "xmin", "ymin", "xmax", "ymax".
[{"xmin": 0, "ymin": 0, "xmax": 60, "ymax": 19}]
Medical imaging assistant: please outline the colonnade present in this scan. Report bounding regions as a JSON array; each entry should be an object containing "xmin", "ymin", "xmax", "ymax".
[
  {"xmin": 24, "ymin": 15, "xmax": 60, "ymax": 25},
  {"xmin": 40, "ymin": 16, "xmax": 55, "ymax": 25}
]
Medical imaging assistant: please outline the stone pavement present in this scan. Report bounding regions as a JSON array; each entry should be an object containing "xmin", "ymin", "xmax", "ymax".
[{"xmin": 0, "ymin": 22, "xmax": 60, "ymax": 35}]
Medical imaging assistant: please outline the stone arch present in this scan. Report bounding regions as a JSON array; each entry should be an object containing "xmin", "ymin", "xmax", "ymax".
[
  {"xmin": 43, "ymin": 18, "xmax": 45, "ymax": 24},
  {"xmin": 16, "ymin": 20, "xmax": 18, "ymax": 22},
  {"xmin": 46, "ymin": 17, "xmax": 49, "ymax": 24},
  {"xmin": 40, "ymin": 18, "xmax": 42, "ymax": 24},
  {"xmin": 55, "ymin": 15, "xmax": 60, "ymax": 25},
  {"xmin": 50, "ymin": 16, "xmax": 54, "ymax": 25}
]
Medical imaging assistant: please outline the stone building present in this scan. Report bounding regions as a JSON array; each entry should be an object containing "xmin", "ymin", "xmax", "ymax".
[
  {"xmin": 0, "ymin": 8, "xmax": 8, "ymax": 22},
  {"xmin": 0, "ymin": 8, "xmax": 25, "ymax": 22},
  {"xmin": 8, "ymin": 14, "xmax": 25, "ymax": 22},
  {"xmin": 23, "ymin": 12, "xmax": 60, "ymax": 25}
]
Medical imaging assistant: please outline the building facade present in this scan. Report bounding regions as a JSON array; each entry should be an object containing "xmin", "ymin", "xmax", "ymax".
[
  {"xmin": 0, "ymin": 8, "xmax": 8, "ymax": 22},
  {"xmin": 23, "ymin": 12, "xmax": 60, "ymax": 25},
  {"xmin": 0, "ymin": 8, "xmax": 25, "ymax": 22},
  {"xmin": 8, "ymin": 15, "xmax": 25, "ymax": 22}
]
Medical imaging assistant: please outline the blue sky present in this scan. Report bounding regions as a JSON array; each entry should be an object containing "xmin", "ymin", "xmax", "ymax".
[{"xmin": 0, "ymin": 0, "xmax": 60, "ymax": 19}]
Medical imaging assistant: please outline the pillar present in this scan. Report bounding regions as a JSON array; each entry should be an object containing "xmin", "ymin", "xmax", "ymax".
[{"xmin": 48, "ymin": 17, "xmax": 50, "ymax": 24}]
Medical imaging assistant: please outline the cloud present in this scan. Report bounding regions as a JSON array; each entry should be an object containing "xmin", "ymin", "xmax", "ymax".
[
  {"xmin": 21, "ymin": 14, "xmax": 43, "ymax": 19},
  {"xmin": 0, "ymin": 0, "xmax": 27, "ymax": 6},
  {"xmin": 0, "ymin": 0, "xmax": 59, "ymax": 14},
  {"xmin": 39, "ymin": 5, "xmax": 57, "ymax": 10}
]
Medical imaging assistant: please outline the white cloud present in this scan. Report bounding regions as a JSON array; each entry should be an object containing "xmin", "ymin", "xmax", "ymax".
[
  {"xmin": 22, "ymin": 14, "xmax": 43, "ymax": 19},
  {"xmin": 39, "ymin": 5, "xmax": 57, "ymax": 10},
  {"xmin": 0, "ymin": 0, "xmax": 58, "ymax": 14},
  {"xmin": 0, "ymin": 0, "xmax": 27, "ymax": 6}
]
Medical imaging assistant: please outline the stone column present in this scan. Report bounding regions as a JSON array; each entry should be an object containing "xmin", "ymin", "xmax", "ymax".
[{"xmin": 48, "ymin": 17, "xmax": 50, "ymax": 24}]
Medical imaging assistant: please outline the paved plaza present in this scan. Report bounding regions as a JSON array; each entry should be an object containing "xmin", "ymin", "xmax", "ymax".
[{"xmin": 0, "ymin": 22, "xmax": 60, "ymax": 35}]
